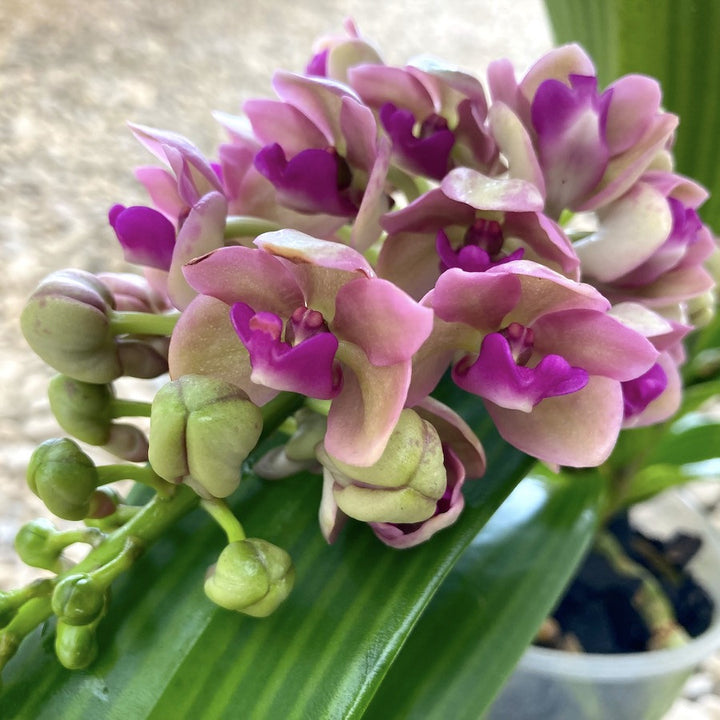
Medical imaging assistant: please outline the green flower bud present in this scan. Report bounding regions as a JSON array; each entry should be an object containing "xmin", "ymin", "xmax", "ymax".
[
  {"xmin": 204, "ymin": 539, "xmax": 294, "ymax": 617},
  {"xmin": 149, "ymin": 375, "xmax": 263, "ymax": 498},
  {"xmin": 20, "ymin": 269, "xmax": 121, "ymax": 383},
  {"xmin": 55, "ymin": 620, "xmax": 98, "ymax": 670},
  {"xmin": 47, "ymin": 375, "xmax": 114, "ymax": 445},
  {"xmin": 27, "ymin": 438, "xmax": 99, "ymax": 520},
  {"xmin": 13, "ymin": 518, "xmax": 65, "ymax": 572},
  {"xmin": 687, "ymin": 289, "xmax": 716, "ymax": 329},
  {"xmin": 317, "ymin": 409, "xmax": 446, "ymax": 524},
  {"xmin": 51, "ymin": 574, "xmax": 106, "ymax": 626}
]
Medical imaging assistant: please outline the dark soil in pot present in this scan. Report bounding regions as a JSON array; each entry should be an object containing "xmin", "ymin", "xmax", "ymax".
[{"xmin": 537, "ymin": 511, "xmax": 715, "ymax": 654}]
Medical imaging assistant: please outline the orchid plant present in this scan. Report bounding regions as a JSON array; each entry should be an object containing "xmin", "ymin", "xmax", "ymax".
[{"xmin": 2, "ymin": 18, "xmax": 719, "ymax": 719}]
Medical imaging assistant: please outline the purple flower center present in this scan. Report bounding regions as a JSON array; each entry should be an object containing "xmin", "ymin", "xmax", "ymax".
[
  {"xmin": 436, "ymin": 219, "xmax": 524, "ymax": 273},
  {"xmin": 452, "ymin": 328, "xmax": 589, "ymax": 412},
  {"xmin": 621, "ymin": 362, "xmax": 667, "ymax": 419},
  {"xmin": 254, "ymin": 143, "xmax": 358, "ymax": 217},
  {"xmin": 668, "ymin": 197, "xmax": 703, "ymax": 248},
  {"xmin": 379, "ymin": 102, "xmax": 455, "ymax": 180},
  {"xmin": 306, "ymin": 48, "xmax": 329, "ymax": 77},
  {"xmin": 230, "ymin": 302, "xmax": 342, "ymax": 399}
]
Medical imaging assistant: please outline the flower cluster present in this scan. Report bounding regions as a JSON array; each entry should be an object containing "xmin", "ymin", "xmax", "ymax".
[{"xmin": 14, "ymin": 20, "xmax": 717, "ymax": 645}]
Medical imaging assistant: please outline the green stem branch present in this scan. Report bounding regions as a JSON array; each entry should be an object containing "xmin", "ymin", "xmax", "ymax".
[
  {"xmin": 224, "ymin": 216, "xmax": 281, "ymax": 240},
  {"xmin": 200, "ymin": 499, "xmax": 246, "ymax": 543},
  {"xmin": 110, "ymin": 399, "xmax": 152, "ymax": 418},
  {"xmin": 594, "ymin": 530, "xmax": 689, "ymax": 649},
  {"xmin": 109, "ymin": 310, "xmax": 180, "ymax": 337}
]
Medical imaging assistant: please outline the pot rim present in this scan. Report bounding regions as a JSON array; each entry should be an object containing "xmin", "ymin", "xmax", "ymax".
[{"xmin": 519, "ymin": 488, "xmax": 720, "ymax": 680}]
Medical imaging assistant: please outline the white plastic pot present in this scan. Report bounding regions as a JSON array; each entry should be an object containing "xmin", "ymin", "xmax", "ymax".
[{"xmin": 487, "ymin": 490, "xmax": 720, "ymax": 720}]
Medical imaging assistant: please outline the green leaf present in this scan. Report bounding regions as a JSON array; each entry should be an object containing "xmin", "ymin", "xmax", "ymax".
[
  {"xmin": 0, "ymin": 403, "xmax": 533, "ymax": 719},
  {"xmin": 622, "ymin": 462, "xmax": 720, "ymax": 508},
  {"xmin": 544, "ymin": 0, "xmax": 720, "ymax": 231},
  {"xmin": 363, "ymin": 466, "xmax": 605, "ymax": 719},
  {"xmin": 645, "ymin": 414, "xmax": 720, "ymax": 467}
]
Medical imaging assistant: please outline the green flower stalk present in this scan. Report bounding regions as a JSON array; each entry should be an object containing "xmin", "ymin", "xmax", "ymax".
[
  {"xmin": 14, "ymin": 518, "xmax": 104, "ymax": 572},
  {"xmin": 148, "ymin": 374, "xmax": 263, "ymax": 498},
  {"xmin": 204, "ymin": 538, "xmax": 295, "ymax": 617}
]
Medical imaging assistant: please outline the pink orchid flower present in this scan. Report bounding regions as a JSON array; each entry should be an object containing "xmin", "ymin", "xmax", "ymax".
[
  {"xmin": 169, "ymin": 229, "xmax": 434, "ymax": 466},
  {"xmin": 377, "ymin": 172, "xmax": 578, "ymax": 300},
  {"xmin": 487, "ymin": 44, "xmax": 678, "ymax": 218},
  {"xmin": 415, "ymin": 260, "xmax": 659, "ymax": 466}
]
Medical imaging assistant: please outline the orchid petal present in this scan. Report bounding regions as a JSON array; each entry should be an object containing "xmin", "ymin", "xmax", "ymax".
[
  {"xmin": 182, "ymin": 245, "xmax": 304, "ymax": 316},
  {"xmin": 255, "ymin": 228, "xmax": 374, "ymax": 275},
  {"xmin": 575, "ymin": 181, "xmax": 673, "ymax": 282},
  {"xmin": 531, "ymin": 75, "xmax": 610, "ymax": 213},
  {"xmin": 244, "ymin": 99, "xmax": 328, "ymax": 155},
  {"xmin": 488, "ymin": 102, "xmax": 546, "ymax": 196},
  {"xmin": 519, "ymin": 44, "xmax": 596, "ymax": 102},
  {"xmin": 134, "ymin": 166, "xmax": 185, "ymax": 222},
  {"xmin": 350, "ymin": 136, "xmax": 392, "ymax": 253},
  {"xmin": 325, "ymin": 343, "xmax": 410, "ymax": 466},
  {"xmin": 333, "ymin": 277, "xmax": 434, "ymax": 366},
  {"xmin": 381, "ymin": 187, "xmax": 475, "ymax": 235},
  {"xmin": 128, "ymin": 122, "xmax": 222, "ymax": 204},
  {"xmin": 488, "ymin": 260, "xmax": 609, "ymax": 326},
  {"xmin": 577, "ymin": 113, "xmax": 678, "ymax": 211},
  {"xmin": 167, "ymin": 192, "xmax": 229, "ymax": 310},
  {"xmin": 272, "ymin": 71, "xmax": 360, "ymax": 147},
  {"xmin": 340, "ymin": 95, "xmax": 379, "ymax": 173},
  {"xmin": 441, "ymin": 168, "xmax": 544, "ymax": 212},
  {"xmin": 453, "ymin": 333, "xmax": 589, "ymax": 412},
  {"xmin": 319, "ymin": 468, "xmax": 348, "ymax": 543},
  {"xmin": 486, "ymin": 375, "xmax": 623, "ymax": 467},
  {"xmin": 230, "ymin": 303, "xmax": 341, "ymax": 400},
  {"xmin": 254, "ymin": 144, "xmax": 358, "ymax": 217},
  {"xmin": 326, "ymin": 40, "xmax": 384, "ymax": 84},
  {"xmin": 531, "ymin": 309, "xmax": 659, "ymax": 381},
  {"xmin": 168, "ymin": 295, "xmax": 278, "ymax": 406},
  {"xmin": 348, "ymin": 64, "xmax": 436, "ymax": 119},
  {"xmin": 109, "ymin": 205, "xmax": 176, "ymax": 270},
  {"xmin": 413, "ymin": 396, "xmax": 486, "ymax": 479},
  {"xmin": 622, "ymin": 352, "xmax": 681, "ymax": 428},
  {"xmin": 432, "ymin": 268, "xmax": 522, "ymax": 332},
  {"xmin": 605, "ymin": 75, "xmax": 662, "ymax": 155},
  {"xmin": 377, "ymin": 231, "xmax": 445, "ymax": 301}
]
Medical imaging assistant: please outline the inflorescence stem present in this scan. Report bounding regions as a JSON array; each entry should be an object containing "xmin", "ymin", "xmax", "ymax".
[{"xmin": 0, "ymin": 390, "xmax": 305, "ymax": 674}]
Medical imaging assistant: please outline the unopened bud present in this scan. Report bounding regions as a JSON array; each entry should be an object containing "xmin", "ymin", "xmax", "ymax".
[
  {"xmin": 149, "ymin": 375, "xmax": 262, "ymax": 498},
  {"xmin": 97, "ymin": 272, "xmax": 170, "ymax": 313},
  {"xmin": 55, "ymin": 620, "xmax": 98, "ymax": 670},
  {"xmin": 13, "ymin": 518, "xmax": 64, "ymax": 572},
  {"xmin": 51, "ymin": 574, "xmax": 105, "ymax": 626},
  {"xmin": 20, "ymin": 269, "xmax": 120, "ymax": 383},
  {"xmin": 204, "ymin": 539, "xmax": 294, "ymax": 617},
  {"xmin": 27, "ymin": 438, "xmax": 99, "ymax": 520},
  {"xmin": 48, "ymin": 375, "xmax": 114, "ymax": 445},
  {"xmin": 317, "ymin": 409, "xmax": 446, "ymax": 524}
]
